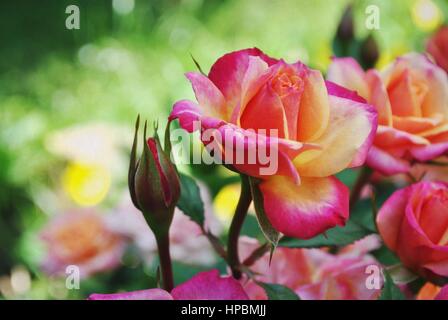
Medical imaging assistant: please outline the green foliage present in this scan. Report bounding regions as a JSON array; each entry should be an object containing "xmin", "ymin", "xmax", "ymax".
[
  {"xmin": 379, "ymin": 271, "xmax": 407, "ymax": 300},
  {"xmin": 177, "ymin": 172, "xmax": 205, "ymax": 227},
  {"xmin": 257, "ymin": 282, "xmax": 300, "ymax": 300},
  {"xmin": 280, "ymin": 220, "xmax": 373, "ymax": 249}
]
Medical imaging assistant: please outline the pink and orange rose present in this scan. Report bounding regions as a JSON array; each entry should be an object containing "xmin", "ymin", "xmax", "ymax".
[
  {"xmin": 377, "ymin": 181, "xmax": 448, "ymax": 281},
  {"xmin": 239, "ymin": 236, "xmax": 382, "ymax": 300},
  {"xmin": 328, "ymin": 53, "xmax": 448, "ymax": 176},
  {"xmin": 40, "ymin": 210, "xmax": 126, "ymax": 278},
  {"xmin": 170, "ymin": 48, "xmax": 377, "ymax": 239}
]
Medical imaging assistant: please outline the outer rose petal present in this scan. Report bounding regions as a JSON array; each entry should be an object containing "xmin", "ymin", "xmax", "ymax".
[
  {"xmin": 410, "ymin": 142, "xmax": 448, "ymax": 162},
  {"xmin": 366, "ymin": 145, "xmax": 411, "ymax": 175},
  {"xmin": 325, "ymin": 81, "xmax": 366, "ymax": 103},
  {"xmin": 366, "ymin": 69, "xmax": 393, "ymax": 126},
  {"xmin": 171, "ymin": 270, "xmax": 249, "ymax": 300},
  {"xmin": 205, "ymin": 122, "xmax": 319, "ymax": 183},
  {"xmin": 88, "ymin": 288, "xmax": 173, "ymax": 300},
  {"xmin": 185, "ymin": 72, "xmax": 227, "ymax": 119},
  {"xmin": 376, "ymin": 187, "xmax": 409, "ymax": 250},
  {"xmin": 259, "ymin": 176, "xmax": 349, "ymax": 239},
  {"xmin": 208, "ymin": 48, "xmax": 277, "ymax": 113},
  {"xmin": 435, "ymin": 285, "xmax": 448, "ymax": 300},
  {"xmin": 169, "ymin": 100, "xmax": 203, "ymax": 132},
  {"xmin": 295, "ymin": 95, "xmax": 377, "ymax": 177},
  {"xmin": 327, "ymin": 57, "xmax": 369, "ymax": 99}
]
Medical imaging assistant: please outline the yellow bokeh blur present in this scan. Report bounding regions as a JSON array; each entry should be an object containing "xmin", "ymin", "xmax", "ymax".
[
  {"xmin": 213, "ymin": 183, "xmax": 241, "ymax": 224},
  {"xmin": 411, "ymin": 0, "xmax": 443, "ymax": 32},
  {"xmin": 62, "ymin": 162, "xmax": 111, "ymax": 206}
]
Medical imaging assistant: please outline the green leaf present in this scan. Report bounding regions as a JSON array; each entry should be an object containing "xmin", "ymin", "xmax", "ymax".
[
  {"xmin": 257, "ymin": 282, "xmax": 300, "ymax": 300},
  {"xmin": 379, "ymin": 271, "xmax": 406, "ymax": 300},
  {"xmin": 176, "ymin": 172, "xmax": 205, "ymax": 226},
  {"xmin": 248, "ymin": 177, "xmax": 279, "ymax": 247},
  {"xmin": 280, "ymin": 220, "xmax": 372, "ymax": 248},
  {"xmin": 372, "ymin": 245, "xmax": 400, "ymax": 266},
  {"xmin": 350, "ymin": 198, "xmax": 377, "ymax": 232}
]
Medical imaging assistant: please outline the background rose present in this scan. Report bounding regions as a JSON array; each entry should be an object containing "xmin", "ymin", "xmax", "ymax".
[
  {"xmin": 328, "ymin": 53, "xmax": 448, "ymax": 176},
  {"xmin": 170, "ymin": 48, "xmax": 377, "ymax": 239},
  {"xmin": 239, "ymin": 236, "xmax": 382, "ymax": 300},
  {"xmin": 427, "ymin": 25, "xmax": 448, "ymax": 73},
  {"xmin": 40, "ymin": 210, "xmax": 126, "ymax": 278},
  {"xmin": 377, "ymin": 181, "xmax": 448, "ymax": 281}
]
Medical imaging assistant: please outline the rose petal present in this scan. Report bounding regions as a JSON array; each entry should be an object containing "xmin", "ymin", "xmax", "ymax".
[
  {"xmin": 185, "ymin": 72, "xmax": 227, "ymax": 119},
  {"xmin": 327, "ymin": 57, "xmax": 369, "ymax": 99},
  {"xmin": 377, "ymin": 187, "xmax": 412, "ymax": 251},
  {"xmin": 295, "ymin": 95, "xmax": 377, "ymax": 177},
  {"xmin": 259, "ymin": 176, "xmax": 349, "ymax": 239},
  {"xmin": 208, "ymin": 48, "xmax": 277, "ymax": 113},
  {"xmin": 296, "ymin": 69, "xmax": 330, "ymax": 141},
  {"xmin": 435, "ymin": 285, "xmax": 448, "ymax": 300},
  {"xmin": 366, "ymin": 145, "xmax": 411, "ymax": 175},
  {"xmin": 171, "ymin": 269, "xmax": 249, "ymax": 300},
  {"xmin": 366, "ymin": 69, "xmax": 393, "ymax": 126},
  {"xmin": 240, "ymin": 82, "xmax": 288, "ymax": 139},
  {"xmin": 88, "ymin": 288, "xmax": 173, "ymax": 300}
]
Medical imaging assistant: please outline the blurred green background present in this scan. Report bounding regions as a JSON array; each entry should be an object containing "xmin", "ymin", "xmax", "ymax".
[{"xmin": 0, "ymin": 0, "xmax": 447, "ymax": 299}]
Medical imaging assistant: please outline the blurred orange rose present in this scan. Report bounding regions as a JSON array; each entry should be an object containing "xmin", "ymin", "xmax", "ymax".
[{"xmin": 328, "ymin": 53, "xmax": 448, "ymax": 176}]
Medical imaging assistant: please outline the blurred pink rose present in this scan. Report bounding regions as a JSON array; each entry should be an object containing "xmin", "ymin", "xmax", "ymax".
[
  {"xmin": 328, "ymin": 53, "xmax": 448, "ymax": 176},
  {"xmin": 170, "ymin": 48, "xmax": 377, "ymax": 239},
  {"xmin": 377, "ymin": 181, "xmax": 448, "ymax": 281},
  {"xmin": 40, "ymin": 210, "xmax": 126, "ymax": 278},
  {"xmin": 239, "ymin": 235, "xmax": 382, "ymax": 300},
  {"xmin": 88, "ymin": 269, "xmax": 249, "ymax": 300}
]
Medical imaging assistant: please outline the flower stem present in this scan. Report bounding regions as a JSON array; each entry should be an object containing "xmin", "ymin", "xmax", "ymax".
[
  {"xmin": 349, "ymin": 166, "xmax": 373, "ymax": 209},
  {"xmin": 155, "ymin": 232, "xmax": 174, "ymax": 292},
  {"xmin": 227, "ymin": 174, "xmax": 252, "ymax": 279}
]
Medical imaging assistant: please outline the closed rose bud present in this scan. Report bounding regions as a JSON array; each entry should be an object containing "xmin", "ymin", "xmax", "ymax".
[
  {"xmin": 360, "ymin": 34, "xmax": 379, "ymax": 69},
  {"xmin": 129, "ymin": 117, "xmax": 181, "ymax": 235},
  {"xmin": 336, "ymin": 5, "xmax": 354, "ymax": 42}
]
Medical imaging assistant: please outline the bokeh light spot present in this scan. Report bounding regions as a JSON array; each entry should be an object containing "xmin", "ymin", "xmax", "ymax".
[
  {"xmin": 62, "ymin": 162, "xmax": 111, "ymax": 206},
  {"xmin": 213, "ymin": 183, "xmax": 241, "ymax": 224},
  {"xmin": 411, "ymin": 0, "xmax": 443, "ymax": 32}
]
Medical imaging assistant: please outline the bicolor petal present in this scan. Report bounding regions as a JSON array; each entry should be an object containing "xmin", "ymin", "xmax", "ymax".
[
  {"xmin": 365, "ymin": 145, "xmax": 411, "ymax": 175},
  {"xmin": 171, "ymin": 270, "xmax": 249, "ymax": 300},
  {"xmin": 259, "ymin": 176, "xmax": 349, "ymax": 239},
  {"xmin": 295, "ymin": 95, "xmax": 377, "ymax": 177},
  {"xmin": 327, "ymin": 57, "xmax": 369, "ymax": 99},
  {"xmin": 185, "ymin": 72, "xmax": 228, "ymax": 119}
]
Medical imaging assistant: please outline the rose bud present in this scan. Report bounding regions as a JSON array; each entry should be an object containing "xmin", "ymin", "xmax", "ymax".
[
  {"xmin": 427, "ymin": 25, "xmax": 448, "ymax": 73},
  {"xmin": 129, "ymin": 117, "xmax": 181, "ymax": 236},
  {"xmin": 377, "ymin": 181, "xmax": 448, "ymax": 283},
  {"xmin": 336, "ymin": 4, "xmax": 354, "ymax": 42},
  {"xmin": 360, "ymin": 34, "xmax": 379, "ymax": 69}
]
